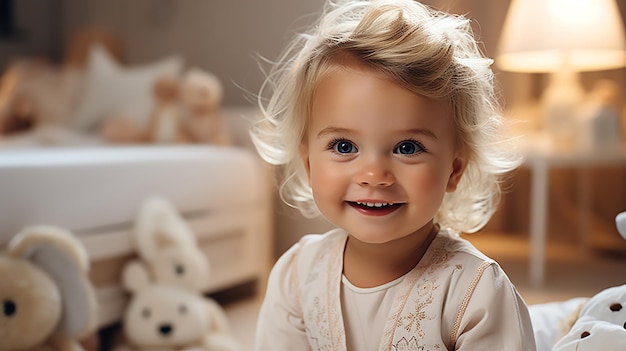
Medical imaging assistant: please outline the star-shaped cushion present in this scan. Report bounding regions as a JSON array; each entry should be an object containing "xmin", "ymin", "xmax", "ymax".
[{"xmin": 70, "ymin": 44, "xmax": 183, "ymax": 132}]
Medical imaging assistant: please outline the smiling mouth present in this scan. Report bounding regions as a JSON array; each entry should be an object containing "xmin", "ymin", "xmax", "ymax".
[
  {"xmin": 355, "ymin": 201, "xmax": 395, "ymax": 208},
  {"xmin": 347, "ymin": 201, "xmax": 404, "ymax": 215}
]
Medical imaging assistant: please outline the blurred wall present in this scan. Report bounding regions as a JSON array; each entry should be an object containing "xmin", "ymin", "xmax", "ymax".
[
  {"xmin": 2, "ymin": 0, "xmax": 624, "ymax": 109},
  {"xmin": 0, "ymin": 0, "xmax": 535, "ymax": 110},
  {"xmin": 58, "ymin": 0, "xmax": 529, "ymax": 107},
  {"xmin": 0, "ymin": 0, "xmax": 63, "ymax": 67},
  {"xmin": 60, "ymin": 0, "xmax": 326, "ymax": 106}
]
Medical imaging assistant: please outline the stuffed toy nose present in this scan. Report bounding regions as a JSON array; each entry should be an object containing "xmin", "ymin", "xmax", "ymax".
[
  {"xmin": 3, "ymin": 299, "xmax": 16, "ymax": 316},
  {"xmin": 159, "ymin": 323, "xmax": 174, "ymax": 336}
]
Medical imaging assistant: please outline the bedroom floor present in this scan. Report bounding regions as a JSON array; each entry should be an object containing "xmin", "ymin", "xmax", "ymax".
[{"xmin": 220, "ymin": 231, "xmax": 626, "ymax": 349}]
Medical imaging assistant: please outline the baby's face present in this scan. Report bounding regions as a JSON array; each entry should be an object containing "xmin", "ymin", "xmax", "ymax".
[{"xmin": 300, "ymin": 62, "xmax": 465, "ymax": 244}]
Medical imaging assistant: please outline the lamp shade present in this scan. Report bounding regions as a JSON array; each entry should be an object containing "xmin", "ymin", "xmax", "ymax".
[{"xmin": 496, "ymin": 0, "xmax": 626, "ymax": 73}]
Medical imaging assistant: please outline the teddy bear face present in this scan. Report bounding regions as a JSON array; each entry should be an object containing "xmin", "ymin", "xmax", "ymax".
[
  {"xmin": 153, "ymin": 77, "xmax": 179, "ymax": 103},
  {"xmin": 124, "ymin": 284, "xmax": 210, "ymax": 348},
  {"xmin": 580, "ymin": 284, "xmax": 626, "ymax": 328},
  {"xmin": 586, "ymin": 300, "xmax": 626, "ymax": 328},
  {"xmin": 149, "ymin": 247, "xmax": 209, "ymax": 292},
  {"xmin": 182, "ymin": 84, "xmax": 215, "ymax": 116},
  {"xmin": 555, "ymin": 284, "xmax": 626, "ymax": 350},
  {"xmin": 554, "ymin": 320, "xmax": 626, "ymax": 350},
  {"xmin": 0, "ymin": 257, "xmax": 62, "ymax": 349},
  {"xmin": 180, "ymin": 70, "xmax": 222, "ymax": 117}
]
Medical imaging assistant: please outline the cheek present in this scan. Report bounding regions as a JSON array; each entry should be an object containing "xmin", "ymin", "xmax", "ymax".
[
  {"xmin": 308, "ymin": 157, "xmax": 332, "ymax": 187},
  {"xmin": 308, "ymin": 158, "xmax": 345, "ymax": 195},
  {"xmin": 405, "ymin": 164, "xmax": 452, "ymax": 194}
]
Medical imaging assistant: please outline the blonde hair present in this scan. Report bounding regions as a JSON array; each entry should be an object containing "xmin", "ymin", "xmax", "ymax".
[{"xmin": 250, "ymin": 0, "xmax": 520, "ymax": 233}]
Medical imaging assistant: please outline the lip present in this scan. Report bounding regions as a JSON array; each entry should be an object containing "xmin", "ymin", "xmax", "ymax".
[{"xmin": 346, "ymin": 200, "xmax": 404, "ymax": 217}]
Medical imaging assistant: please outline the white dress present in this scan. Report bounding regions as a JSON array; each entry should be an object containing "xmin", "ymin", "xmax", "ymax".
[{"xmin": 254, "ymin": 228, "xmax": 536, "ymax": 351}]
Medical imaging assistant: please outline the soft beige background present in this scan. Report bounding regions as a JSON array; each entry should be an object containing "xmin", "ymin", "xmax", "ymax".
[
  {"xmin": 2, "ymin": 0, "xmax": 626, "ymax": 257},
  {"xmin": 3, "ymin": 1, "xmax": 624, "ymax": 106},
  {"xmin": 61, "ymin": 0, "xmax": 626, "ymax": 256}
]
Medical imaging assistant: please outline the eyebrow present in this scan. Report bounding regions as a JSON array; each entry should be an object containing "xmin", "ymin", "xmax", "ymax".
[
  {"xmin": 405, "ymin": 128, "xmax": 438, "ymax": 140},
  {"xmin": 316, "ymin": 127, "xmax": 438, "ymax": 140},
  {"xmin": 316, "ymin": 127, "xmax": 351, "ymax": 139}
]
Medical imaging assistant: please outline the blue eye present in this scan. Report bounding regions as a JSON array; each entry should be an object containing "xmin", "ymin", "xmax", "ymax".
[
  {"xmin": 394, "ymin": 140, "xmax": 425, "ymax": 155},
  {"xmin": 331, "ymin": 139, "xmax": 358, "ymax": 154}
]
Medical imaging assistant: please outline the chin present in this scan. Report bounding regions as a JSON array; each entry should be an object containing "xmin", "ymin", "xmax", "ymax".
[{"xmin": 346, "ymin": 230, "xmax": 399, "ymax": 245}]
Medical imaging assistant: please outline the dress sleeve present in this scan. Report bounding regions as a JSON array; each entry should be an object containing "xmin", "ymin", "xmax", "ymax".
[
  {"xmin": 454, "ymin": 263, "xmax": 537, "ymax": 351},
  {"xmin": 254, "ymin": 242, "xmax": 311, "ymax": 351}
]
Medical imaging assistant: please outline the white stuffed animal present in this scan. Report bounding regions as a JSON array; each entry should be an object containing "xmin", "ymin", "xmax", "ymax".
[
  {"xmin": 132, "ymin": 196, "xmax": 210, "ymax": 292},
  {"xmin": 616, "ymin": 211, "xmax": 626, "ymax": 240},
  {"xmin": 553, "ymin": 319, "xmax": 626, "ymax": 350},
  {"xmin": 0, "ymin": 226, "xmax": 98, "ymax": 351},
  {"xmin": 117, "ymin": 261, "xmax": 239, "ymax": 351},
  {"xmin": 552, "ymin": 288, "xmax": 626, "ymax": 351},
  {"xmin": 551, "ymin": 211, "xmax": 626, "ymax": 350}
]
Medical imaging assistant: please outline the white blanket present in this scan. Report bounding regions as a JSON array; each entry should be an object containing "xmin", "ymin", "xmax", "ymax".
[
  {"xmin": 0, "ymin": 125, "xmax": 104, "ymax": 148},
  {"xmin": 529, "ymin": 297, "xmax": 589, "ymax": 351}
]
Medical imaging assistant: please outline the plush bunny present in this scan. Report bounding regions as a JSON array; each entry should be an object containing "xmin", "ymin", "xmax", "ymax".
[
  {"xmin": 130, "ymin": 196, "xmax": 210, "ymax": 293},
  {"xmin": 116, "ymin": 260, "xmax": 238, "ymax": 351},
  {"xmin": 117, "ymin": 197, "xmax": 238, "ymax": 350},
  {"xmin": 0, "ymin": 226, "xmax": 98, "ymax": 351},
  {"xmin": 551, "ymin": 211, "xmax": 626, "ymax": 350}
]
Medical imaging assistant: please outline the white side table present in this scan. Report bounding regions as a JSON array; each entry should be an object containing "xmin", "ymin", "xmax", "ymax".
[{"xmin": 517, "ymin": 133, "xmax": 626, "ymax": 286}]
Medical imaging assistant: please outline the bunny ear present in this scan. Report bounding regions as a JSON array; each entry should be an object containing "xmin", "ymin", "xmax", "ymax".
[
  {"xmin": 616, "ymin": 211, "xmax": 626, "ymax": 240},
  {"xmin": 121, "ymin": 259, "xmax": 153, "ymax": 293},
  {"xmin": 8, "ymin": 226, "xmax": 98, "ymax": 338},
  {"xmin": 205, "ymin": 297, "xmax": 232, "ymax": 334},
  {"xmin": 134, "ymin": 197, "xmax": 197, "ymax": 260}
]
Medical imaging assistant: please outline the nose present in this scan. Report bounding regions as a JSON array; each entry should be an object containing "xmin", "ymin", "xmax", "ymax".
[
  {"xmin": 159, "ymin": 323, "xmax": 174, "ymax": 336},
  {"xmin": 354, "ymin": 160, "xmax": 395, "ymax": 187}
]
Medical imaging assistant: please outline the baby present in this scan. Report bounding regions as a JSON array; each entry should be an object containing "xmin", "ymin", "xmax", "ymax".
[{"xmin": 251, "ymin": 1, "xmax": 535, "ymax": 350}]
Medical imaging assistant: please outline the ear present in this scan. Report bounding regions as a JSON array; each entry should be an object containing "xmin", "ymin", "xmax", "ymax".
[
  {"xmin": 8, "ymin": 226, "xmax": 98, "ymax": 338},
  {"xmin": 205, "ymin": 297, "xmax": 232, "ymax": 334},
  {"xmin": 134, "ymin": 196, "xmax": 197, "ymax": 260},
  {"xmin": 121, "ymin": 259, "xmax": 153, "ymax": 293},
  {"xmin": 155, "ymin": 230, "xmax": 177, "ymax": 251},
  {"xmin": 446, "ymin": 156, "xmax": 467, "ymax": 192}
]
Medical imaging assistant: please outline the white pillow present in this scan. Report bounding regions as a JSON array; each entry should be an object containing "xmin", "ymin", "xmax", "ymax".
[{"xmin": 70, "ymin": 44, "xmax": 183, "ymax": 132}]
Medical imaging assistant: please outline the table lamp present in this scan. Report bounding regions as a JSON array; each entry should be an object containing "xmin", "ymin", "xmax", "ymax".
[{"xmin": 496, "ymin": 0, "xmax": 626, "ymax": 148}]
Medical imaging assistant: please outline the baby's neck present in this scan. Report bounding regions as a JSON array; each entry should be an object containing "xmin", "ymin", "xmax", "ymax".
[{"xmin": 342, "ymin": 225, "xmax": 438, "ymax": 289}]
